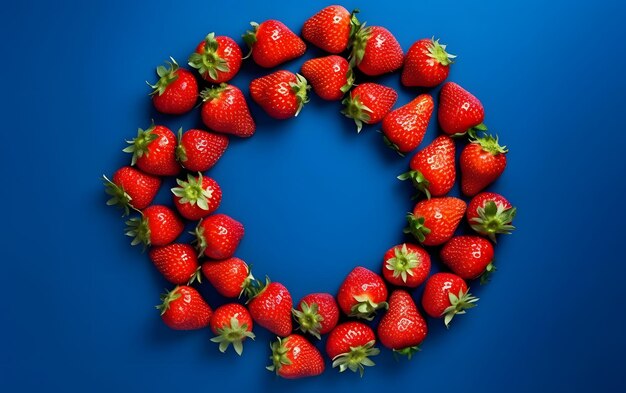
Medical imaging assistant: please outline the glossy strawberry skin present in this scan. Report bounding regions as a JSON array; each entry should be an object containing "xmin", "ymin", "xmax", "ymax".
[
  {"xmin": 109, "ymin": 166, "xmax": 161, "ymax": 211},
  {"xmin": 337, "ymin": 266, "xmax": 388, "ymax": 318},
  {"xmin": 159, "ymin": 286, "xmax": 212, "ymax": 330},
  {"xmin": 302, "ymin": 5, "xmax": 351, "ymax": 53},
  {"xmin": 210, "ymin": 303, "xmax": 253, "ymax": 335},
  {"xmin": 407, "ymin": 197, "xmax": 466, "ymax": 246},
  {"xmin": 342, "ymin": 83, "xmax": 398, "ymax": 132},
  {"xmin": 460, "ymin": 142, "xmax": 507, "ymax": 196},
  {"xmin": 441, "ymin": 236, "xmax": 495, "ymax": 280},
  {"xmin": 177, "ymin": 129, "xmax": 228, "ymax": 172},
  {"xmin": 353, "ymin": 26, "xmax": 404, "ymax": 76},
  {"xmin": 382, "ymin": 243, "xmax": 431, "ymax": 288},
  {"xmin": 201, "ymin": 257, "xmax": 251, "ymax": 298},
  {"xmin": 142, "ymin": 205, "xmax": 184, "ymax": 247},
  {"xmin": 421, "ymin": 273, "xmax": 468, "ymax": 318},
  {"xmin": 269, "ymin": 334, "xmax": 325, "ymax": 379},
  {"xmin": 295, "ymin": 293, "xmax": 340, "ymax": 336},
  {"xmin": 200, "ymin": 84, "xmax": 255, "ymax": 138},
  {"xmin": 300, "ymin": 55, "xmax": 352, "ymax": 101},
  {"xmin": 249, "ymin": 70, "xmax": 309, "ymax": 119},
  {"xmin": 248, "ymin": 282, "xmax": 293, "ymax": 337},
  {"xmin": 192, "ymin": 35, "xmax": 242, "ymax": 83},
  {"xmin": 194, "ymin": 214, "xmax": 244, "ymax": 259},
  {"xmin": 152, "ymin": 67, "xmax": 198, "ymax": 115},
  {"xmin": 245, "ymin": 20, "xmax": 306, "ymax": 68},
  {"xmin": 148, "ymin": 243, "xmax": 199, "ymax": 285},
  {"xmin": 377, "ymin": 290, "xmax": 428, "ymax": 351},
  {"xmin": 407, "ymin": 135, "xmax": 456, "ymax": 197},
  {"xmin": 401, "ymin": 38, "xmax": 453, "ymax": 88},
  {"xmin": 382, "ymin": 94, "xmax": 434, "ymax": 154},
  {"xmin": 172, "ymin": 175, "xmax": 222, "ymax": 221},
  {"xmin": 326, "ymin": 321, "xmax": 376, "ymax": 359},
  {"xmin": 127, "ymin": 125, "xmax": 180, "ymax": 176},
  {"xmin": 438, "ymin": 82, "xmax": 485, "ymax": 135}
]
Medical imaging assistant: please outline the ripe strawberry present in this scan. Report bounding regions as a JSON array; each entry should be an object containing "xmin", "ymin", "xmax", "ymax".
[
  {"xmin": 148, "ymin": 243, "xmax": 200, "ymax": 285},
  {"xmin": 300, "ymin": 55, "xmax": 353, "ymax": 101},
  {"xmin": 460, "ymin": 133, "xmax": 508, "ymax": 196},
  {"xmin": 302, "ymin": 5, "xmax": 356, "ymax": 53},
  {"xmin": 201, "ymin": 257, "xmax": 253, "ymax": 298},
  {"xmin": 243, "ymin": 20, "xmax": 306, "ymax": 68},
  {"xmin": 382, "ymin": 243, "xmax": 430, "ymax": 288},
  {"xmin": 126, "ymin": 205, "xmax": 184, "ymax": 248},
  {"xmin": 194, "ymin": 214, "xmax": 244, "ymax": 259},
  {"xmin": 157, "ymin": 286, "xmax": 212, "ymax": 330},
  {"xmin": 401, "ymin": 38, "xmax": 455, "ymax": 87},
  {"xmin": 103, "ymin": 166, "xmax": 161, "ymax": 215},
  {"xmin": 247, "ymin": 279, "xmax": 293, "ymax": 337},
  {"xmin": 397, "ymin": 135, "xmax": 455, "ymax": 199},
  {"xmin": 438, "ymin": 82, "xmax": 485, "ymax": 136},
  {"xmin": 382, "ymin": 94, "xmax": 434, "ymax": 155},
  {"xmin": 405, "ymin": 197, "xmax": 466, "ymax": 246},
  {"xmin": 292, "ymin": 293, "xmax": 340, "ymax": 339},
  {"xmin": 326, "ymin": 321, "xmax": 379, "ymax": 376},
  {"xmin": 176, "ymin": 128, "xmax": 228, "ymax": 172},
  {"xmin": 350, "ymin": 25, "xmax": 404, "ymax": 76},
  {"xmin": 342, "ymin": 83, "xmax": 398, "ymax": 132},
  {"xmin": 441, "ymin": 236, "xmax": 495, "ymax": 283},
  {"xmin": 148, "ymin": 57, "xmax": 198, "ymax": 115},
  {"xmin": 467, "ymin": 192, "xmax": 516, "ymax": 242},
  {"xmin": 123, "ymin": 123, "xmax": 179, "ymax": 176},
  {"xmin": 377, "ymin": 290, "xmax": 428, "ymax": 358},
  {"xmin": 267, "ymin": 334, "xmax": 325, "ymax": 379},
  {"xmin": 337, "ymin": 266, "xmax": 388, "ymax": 320},
  {"xmin": 200, "ymin": 84, "xmax": 255, "ymax": 138},
  {"xmin": 188, "ymin": 33, "xmax": 242, "ymax": 83},
  {"xmin": 210, "ymin": 303, "xmax": 255, "ymax": 355},
  {"xmin": 421, "ymin": 273, "xmax": 478, "ymax": 327},
  {"xmin": 171, "ymin": 172, "xmax": 222, "ymax": 220},
  {"xmin": 249, "ymin": 70, "xmax": 310, "ymax": 119}
]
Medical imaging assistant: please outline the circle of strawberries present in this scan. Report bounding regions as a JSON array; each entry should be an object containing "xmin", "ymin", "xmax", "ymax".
[{"xmin": 103, "ymin": 5, "xmax": 517, "ymax": 379}]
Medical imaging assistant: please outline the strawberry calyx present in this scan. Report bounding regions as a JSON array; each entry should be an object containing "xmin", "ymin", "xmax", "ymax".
[
  {"xmin": 244, "ymin": 276, "xmax": 270, "ymax": 302},
  {"xmin": 349, "ymin": 295, "xmax": 388, "ymax": 321},
  {"xmin": 348, "ymin": 9, "xmax": 362, "ymax": 42},
  {"xmin": 471, "ymin": 132, "xmax": 508, "ymax": 155},
  {"xmin": 393, "ymin": 345, "xmax": 421, "ymax": 360},
  {"xmin": 348, "ymin": 13, "xmax": 370, "ymax": 67},
  {"xmin": 102, "ymin": 175, "xmax": 133, "ymax": 216},
  {"xmin": 340, "ymin": 68, "xmax": 355, "ymax": 94},
  {"xmin": 210, "ymin": 316, "xmax": 256, "ymax": 356},
  {"xmin": 479, "ymin": 262, "xmax": 497, "ymax": 285},
  {"xmin": 397, "ymin": 170, "xmax": 432, "ymax": 200},
  {"xmin": 292, "ymin": 301, "xmax": 324, "ymax": 340},
  {"xmin": 382, "ymin": 135, "xmax": 405, "ymax": 157},
  {"xmin": 187, "ymin": 266, "xmax": 202, "ymax": 285},
  {"xmin": 200, "ymin": 84, "xmax": 228, "ymax": 103},
  {"xmin": 175, "ymin": 128, "xmax": 187, "ymax": 163},
  {"xmin": 156, "ymin": 286, "xmax": 182, "ymax": 315},
  {"xmin": 171, "ymin": 172, "xmax": 213, "ymax": 210},
  {"xmin": 442, "ymin": 288, "xmax": 479, "ymax": 328},
  {"xmin": 147, "ymin": 57, "xmax": 180, "ymax": 96},
  {"xmin": 242, "ymin": 22, "xmax": 259, "ymax": 59},
  {"xmin": 290, "ymin": 73, "xmax": 310, "ymax": 117},
  {"xmin": 341, "ymin": 94, "xmax": 373, "ymax": 133},
  {"xmin": 470, "ymin": 200, "xmax": 517, "ymax": 242},
  {"xmin": 193, "ymin": 221, "xmax": 209, "ymax": 257},
  {"xmin": 266, "ymin": 336, "xmax": 292, "ymax": 373},
  {"xmin": 125, "ymin": 212, "xmax": 151, "ymax": 249},
  {"xmin": 451, "ymin": 122, "xmax": 488, "ymax": 139},
  {"xmin": 331, "ymin": 339, "xmax": 380, "ymax": 377},
  {"xmin": 384, "ymin": 244, "xmax": 419, "ymax": 284},
  {"xmin": 122, "ymin": 123, "xmax": 159, "ymax": 166},
  {"xmin": 428, "ymin": 37, "xmax": 456, "ymax": 66},
  {"xmin": 188, "ymin": 33, "xmax": 230, "ymax": 81},
  {"xmin": 403, "ymin": 213, "xmax": 431, "ymax": 243}
]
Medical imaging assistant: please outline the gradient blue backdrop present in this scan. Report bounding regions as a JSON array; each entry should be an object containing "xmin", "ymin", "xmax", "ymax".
[{"xmin": 2, "ymin": 0, "xmax": 625, "ymax": 391}]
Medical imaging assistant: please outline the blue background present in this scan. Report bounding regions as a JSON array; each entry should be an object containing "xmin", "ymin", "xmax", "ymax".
[{"xmin": 2, "ymin": 0, "xmax": 625, "ymax": 391}]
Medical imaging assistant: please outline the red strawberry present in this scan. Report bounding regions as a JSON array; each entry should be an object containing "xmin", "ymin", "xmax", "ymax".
[
  {"xmin": 247, "ymin": 279, "xmax": 293, "ymax": 337},
  {"xmin": 302, "ymin": 5, "xmax": 356, "ymax": 53},
  {"xmin": 397, "ymin": 135, "xmax": 455, "ymax": 199},
  {"xmin": 148, "ymin": 243, "xmax": 200, "ymax": 285},
  {"xmin": 401, "ymin": 38, "xmax": 455, "ymax": 87},
  {"xmin": 148, "ymin": 57, "xmax": 198, "ymax": 115},
  {"xmin": 249, "ymin": 70, "xmax": 310, "ymax": 119},
  {"xmin": 467, "ymin": 192, "xmax": 516, "ymax": 242},
  {"xmin": 300, "ymin": 55, "xmax": 353, "ymax": 101},
  {"xmin": 176, "ymin": 128, "xmax": 229, "ymax": 172},
  {"xmin": 326, "ymin": 321, "xmax": 379, "ymax": 376},
  {"xmin": 292, "ymin": 293, "xmax": 340, "ymax": 339},
  {"xmin": 123, "ymin": 123, "xmax": 180, "ymax": 176},
  {"xmin": 441, "ymin": 236, "xmax": 495, "ymax": 283},
  {"xmin": 210, "ymin": 303, "xmax": 255, "ymax": 355},
  {"xmin": 188, "ymin": 33, "xmax": 242, "ymax": 83},
  {"xmin": 460, "ymin": 133, "xmax": 508, "ymax": 196},
  {"xmin": 171, "ymin": 172, "xmax": 222, "ymax": 220},
  {"xmin": 405, "ymin": 197, "xmax": 466, "ymax": 246},
  {"xmin": 267, "ymin": 334, "xmax": 325, "ymax": 379},
  {"xmin": 201, "ymin": 257, "xmax": 253, "ymax": 298},
  {"xmin": 337, "ymin": 266, "xmax": 388, "ymax": 320},
  {"xmin": 350, "ymin": 25, "xmax": 404, "ymax": 76},
  {"xmin": 126, "ymin": 205, "xmax": 184, "ymax": 248},
  {"xmin": 342, "ymin": 83, "xmax": 398, "ymax": 132},
  {"xmin": 421, "ymin": 273, "xmax": 478, "ymax": 327},
  {"xmin": 200, "ymin": 84, "xmax": 255, "ymax": 138},
  {"xmin": 382, "ymin": 94, "xmax": 434, "ymax": 154},
  {"xmin": 243, "ymin": 20, "xmax": 306, "ymax": 68},
  {"xmin": 194, "ymin": 214, "xmax": 244, "ymax": 259},
  {"xmin": 377, "ymin": 290, "xmax": 428, "ymax": 358},
  {"xmin": 382, "ymin": 243, "xmax": 430, "ymax": 288},
  {"xmin": 157, "ymin": 286, "xmax": 212, "ymax": 330},
  {"xmin": 438, "ymin": 82, "xmax": 485, "ymax": 136},
  {"xmin": 103, "ymin": 166, "xmax": 161, "ymax": 215}
]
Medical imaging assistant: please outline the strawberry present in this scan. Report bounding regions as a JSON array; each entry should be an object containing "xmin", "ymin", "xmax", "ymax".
[
  {"xmin": 210, "ymin": 303, "xmax": 255, "ymax": 355},
  {"xmin": 405, "ymin": 197, "xmax": 466, "ymax": 246},
  {"xmin": 438, "ymin": 82, "xmax": 485, "ymax": 136},
  {"xmin": 157, "ymin": 285, "xmax": 212, "ymax": 330},
  {"xmin": 103, "ymin": 166, "xmax": 161, "ymax": 215},
  {"xmin": 267, "ymin": 334, "xmax": 325, "ymax": 379},
  {"xmin": 123, "ymin": 123, "xmax": 180, "ymax": 176},
  {"xmin": 194, "ymin": 214, "xmax": 244, "ymax": 259},
  {"xmin": 421, "ymin": 272, "xmax": 478, "ymax": 327},
  {"xmin": 467, "ymin": 192, "xmax": 516, "ymax": 242},
  {"xmin": 188, "ymin": 33, "xmax": 242, "ymax": 83},
  {"xmin": 200, "ymin": 84, "xmax": 255, "ymax": 138},
  {"xmin": 126, "ymin": 205, "xmax": 184, "ymax": 248},
  {"xmin": 176, "ymin": 128, "xmax": 228, "ymax": 172},
  {"xmin": 148, "ymin": 243, "xmax": 200, "ymax": 285},
  {"xmin": 171, "ymin": 172, "xmax": 222, "ymax": 220},
  {"xmin": 337, "ymin": 266, "xmax": 388, "ymax": 320},
  {"xmin": 460, "ymin": 133, "xmax": 508, "ymax": 196},
  {"xmin": 397, "ymin": 135, "xmax": 455, "ymax": 199},
  {"xmin": 326, "ymin": 321, "xmax": 379, "ymax": 376},
  {"xmin": 342, "ymin": 83, "xmax": 398, "ymax": 132},
  {"xmin": 377, "ymin": 290, "xmax": 428, "ymax": 358},
  {"xmin": 300, "ymin": 55, "xmax": 353, "ymax": 101},
  {"xmin": 148, "ymin": 57, "xmax": 198, "ymax": 115},
  {"xmin": 247, "ymin": 279, "xmax": 293, "ymax": 337},
  {"xmin": 249, "ymin": 70, "xmax": 310, "ymax": 119},
  {"xmin": 201, "ymin": 257, "xmax": 253, "ymax": 298},
  {"xmin": 292, "ymin": 293, "xmax": 340, "ymax": 339},
  {"xmin": 441, "ymin": 236, "xmax": 495, "ymax": 283},
  {"xmin": 382, "ymin": 94, "xmax": 434, "ymax": 155},
  {"xmin": 350, "ymin": 25, "xmax": 404, "ymax": 76},
  {"xmin": 302, "ymin": 5, "xmax": 356, "ymax": 53},
  {"xmin": 243, "ymin": 20, "xmax": 306, "ymax": 68},
  {"xmin": 401, "ymin": 38, "xmax": 455, "ymax": 88},
  {"xmin": 382, "ymin": 243, "xmax": 430, "ymax": 288}
]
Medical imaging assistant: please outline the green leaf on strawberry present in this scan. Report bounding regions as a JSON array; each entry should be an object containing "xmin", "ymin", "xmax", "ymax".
[
  {"xmin": 443, "ymin": 288, "xmax": 479, "ymax": 328},
  {"xmin": 171, "ymin": 172, "xmax": 213, "ymax": 211},
  {"xmin": 146, "ymin": 57, "xmax": 180, "ymax": 96},
  {"xmin": 210, "ymin": 316, "xmax": 255, "ymax": 356},
  {"xmin": 331, "ymin": 339, "xmax": 380, "ymax": 377},
  {"xmin": 470, "ymin": 200, "xmax": 517, "ymax": 242}
]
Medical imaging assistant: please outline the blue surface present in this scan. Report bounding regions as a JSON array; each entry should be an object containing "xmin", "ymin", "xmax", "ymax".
[{"xmin": 2, "ymin": 0, "xmax": 626, "ymax": 391}]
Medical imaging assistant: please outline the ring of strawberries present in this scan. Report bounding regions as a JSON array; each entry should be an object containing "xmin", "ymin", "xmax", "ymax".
[{"xmin": 103, "ymin": 5, "xmax": 517, "ymax": 380}]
